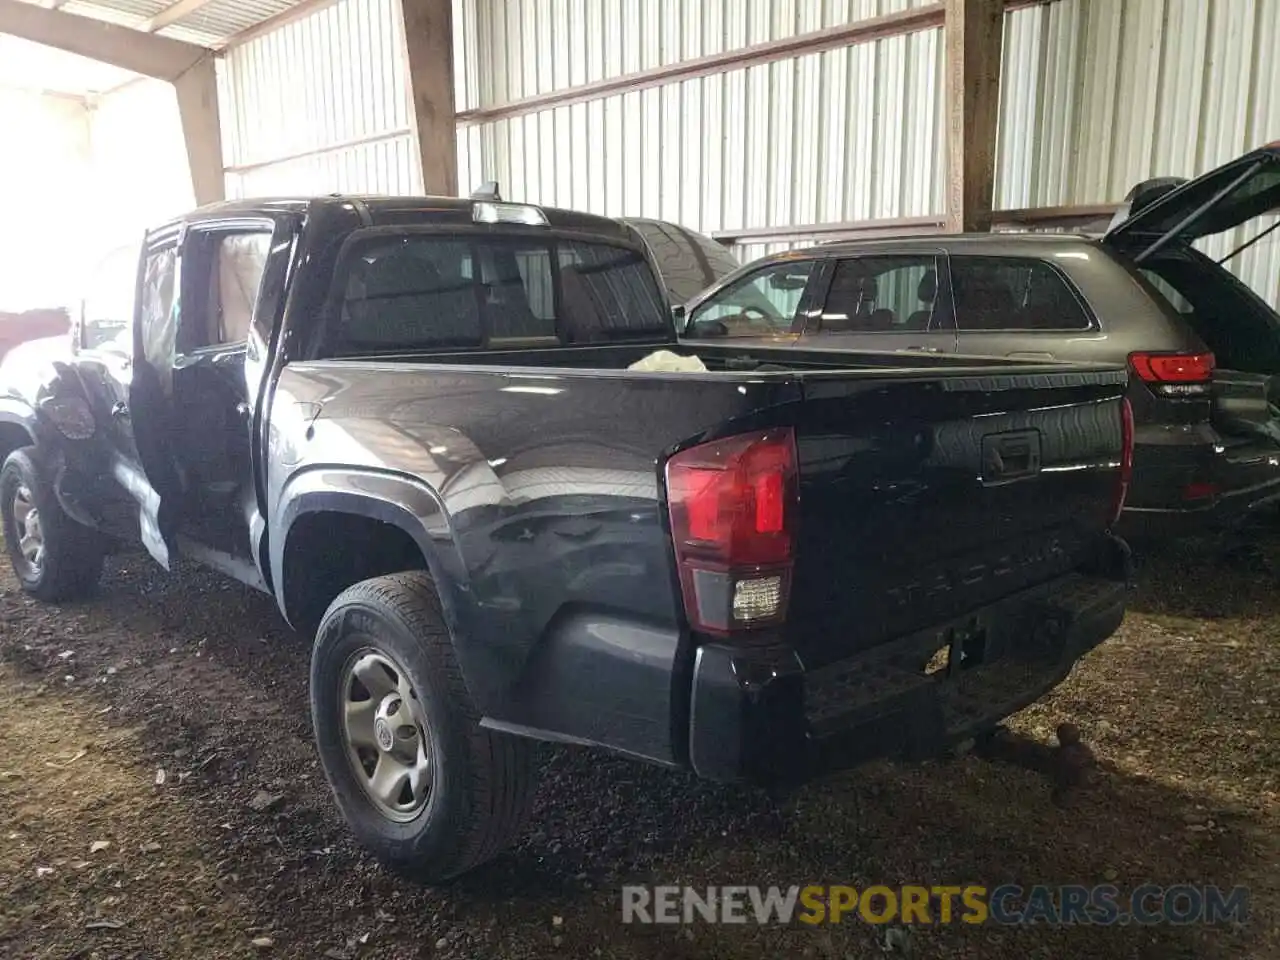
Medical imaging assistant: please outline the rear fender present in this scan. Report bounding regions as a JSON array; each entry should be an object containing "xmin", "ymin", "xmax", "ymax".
[{"xmin": 272, "ymin": 467, "xmax": 489, "ymax": 699}]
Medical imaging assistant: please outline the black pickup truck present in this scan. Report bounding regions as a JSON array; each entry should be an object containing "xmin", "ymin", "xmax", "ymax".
[{"xmin": 0, "ymin": 194, "xmax": 1132, "ymax": 882}]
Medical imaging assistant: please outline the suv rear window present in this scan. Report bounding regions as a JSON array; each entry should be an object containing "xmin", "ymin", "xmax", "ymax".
[
  {"xmin": 325, "ymin": 234, "xmax": 669, "ymax": 354},
  {"xmin": 950, "ymin": 257, "xmax": 1092, "ymax": 331},
  {"xmin": 1136, "ymin": 253, "xmax": 1280, "ymax": 373}
]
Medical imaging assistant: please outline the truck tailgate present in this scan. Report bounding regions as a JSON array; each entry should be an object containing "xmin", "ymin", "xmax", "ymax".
[{"xmin": 787, "ymin": 366, "xmax": 1128, "ymax": 669}]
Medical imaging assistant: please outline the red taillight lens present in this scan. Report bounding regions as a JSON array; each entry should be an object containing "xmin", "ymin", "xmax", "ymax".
[
  {"xmin": 665, "ymin": 428, "xmax": 798, "ymax": 635},
  {"xmin": 1110, "ymin": 398, "xmax": 1134, "ymax": 526},
  {"xmin": 1129, "ymin": 352, "xmax": 1214, "ymax": 396},
  {"xmin": 1129, "ymin": 351, "xmax": 1214, "ymax": 382},
  {"xmin": 1182, "ymin": 481, "xmax": 1218, "ymax": 501}
]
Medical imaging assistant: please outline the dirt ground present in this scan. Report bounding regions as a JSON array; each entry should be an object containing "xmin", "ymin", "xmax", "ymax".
[{"xmin": 0, "ymin": 527, "xmax": 1277, "ymax": 960}]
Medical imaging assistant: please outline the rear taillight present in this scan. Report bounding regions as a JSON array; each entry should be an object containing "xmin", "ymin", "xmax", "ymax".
[
  {"xmin": 1128, "ymin": 351, "xmax": 1214, "ymax": 396},
  {"xmin": 665, "ymin": 427, "xmax": 798, "ymax": 636},
  {"xmin": 1182, "ymin": 480, "xmax": 1218, "ymax": 501},
  {"xmin": 1110, "ymin": 398, "xmax": 1135, "ymax": 526}
]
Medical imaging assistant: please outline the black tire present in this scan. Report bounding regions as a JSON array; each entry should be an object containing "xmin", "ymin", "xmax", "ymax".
[
  {"xmin": 310, "ymin": 571, "xmax": 538, "ymax": 883},
  {"xmin": 0, "ymin": 446, "xmax": 104, "ymax": 602}
]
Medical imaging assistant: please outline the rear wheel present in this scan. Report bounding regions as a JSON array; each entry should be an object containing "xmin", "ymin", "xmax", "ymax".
[
  {"xmin": 0, "ymin": 447, "xmax": 104, "ymax": 601},
  {"xmin": 310, "ymin": 571, "xmax": 538, "ymax": 882}
]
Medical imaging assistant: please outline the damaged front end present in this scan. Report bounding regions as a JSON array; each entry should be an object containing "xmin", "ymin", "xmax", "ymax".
[{"xmin": 31, "ymin": 388, "xmax": 136, "ymax": 547}]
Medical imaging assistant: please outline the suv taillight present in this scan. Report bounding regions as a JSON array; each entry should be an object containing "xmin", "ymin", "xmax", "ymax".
[
  {"xmin": 1128, "ymin": 351, "xmax": 1214, "ymax": 396},
  {"xmin": 664, "ymin": 427, "xmax": 798, "ymax": 636},
  {"xmin": 1110, "ymin": 398, "xmax": 1135, "ymax": 526}
]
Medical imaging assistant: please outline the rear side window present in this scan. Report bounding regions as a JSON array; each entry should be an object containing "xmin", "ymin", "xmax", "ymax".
[
  {"xmin": 558, "ymin": 241, "xmax": 670, "ymax": 341},
  {"xmin": 181, "ymin": 229, "xmax": 273, "ymax": 352},
  {"xmin": 214, "ymin": 233, "xmax": 271, "ymax": 343},
  {"xmin": 326, "ymin": 234, "xmax": 668, "ymax": 354},
  {"xmin": 816, "ymin": 256, "xmax": 940, "ymax": 333},
  {"xmin": 950, "ymin": 257, "xmax": 1092, "ymax": 331}
]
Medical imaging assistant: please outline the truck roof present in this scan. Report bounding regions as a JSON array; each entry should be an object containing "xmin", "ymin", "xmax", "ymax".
[{"xmin": 176, "ymin": 194, "xmax": 638, "ymax": 244}]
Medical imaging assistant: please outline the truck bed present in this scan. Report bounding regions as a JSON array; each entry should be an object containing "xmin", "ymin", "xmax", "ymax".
[{"xmin": 274, "ymin": 345, "xmax": 1129, "ymax": 770}]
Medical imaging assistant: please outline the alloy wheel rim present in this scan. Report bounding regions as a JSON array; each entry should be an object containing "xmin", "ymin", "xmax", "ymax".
[
  {"xmin": 11, "ymin": 484, "xmax": 44, "ymax": 579},
  {"xmin": 338, "ymin": 647, "xmax": 433, "ymax": 822}
]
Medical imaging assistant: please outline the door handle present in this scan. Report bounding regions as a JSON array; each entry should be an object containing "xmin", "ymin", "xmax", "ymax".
[
  {"xmin": 905, "ymin": 345, "xmax": 942, "ymax": 353},
  {"xmin": 111, "ymin": 401, "xmax": 129, "ymax": 419}
]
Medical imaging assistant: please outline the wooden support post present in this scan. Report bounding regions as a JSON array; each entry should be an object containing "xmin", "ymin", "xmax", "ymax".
[
  {"xmin": 944, "ymin": 0, "xmax": 1005, "ymax": 232},
  {"xmin": 398, "ymin": 0, "xmax": 458, "ymax": 196},
  {"xmin": 173, "ymin": 55, "xmax": 225, "ymax": 205}
]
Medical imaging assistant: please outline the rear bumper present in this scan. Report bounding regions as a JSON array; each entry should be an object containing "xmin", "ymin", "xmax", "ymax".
[
  {"xmin": 1120, "ymin": 434, "xmax": 1280, "ymax": 538},
  {"xmin": 686, "ymin": 565, "xmax": 1128, "ymax": 785}
]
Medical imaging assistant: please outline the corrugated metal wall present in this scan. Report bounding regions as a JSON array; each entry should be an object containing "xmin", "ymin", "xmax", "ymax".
[
  {"xmin": 212, "ymin": 0, "xmax": 1278, "ymax": 305},
  {"xmin": 449, "ymin": 0, "xmax": 1279, "ymax": 304},
  {"xmin": 218, "ymin": 0, "xmax": 421, "ymax": 198},
  {"xmin": 998, "ymin": 0, "xmax": 1278, "ymax": 207},
  {"xmin": 454, "ymin": 0, "xmax": 946, "ymax": 232},
  {"xmin": 998, "ymin": 0, "xmax": 1280, "ymax": 306},
  {"xmin": 455, "ymin": 0, "xmax": 938, "ymax": 107}
]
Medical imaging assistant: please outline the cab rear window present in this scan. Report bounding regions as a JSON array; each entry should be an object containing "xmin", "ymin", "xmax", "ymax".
[{"xmin": 323, "ymin": 233, "xmax": 669, "ymax": 355}]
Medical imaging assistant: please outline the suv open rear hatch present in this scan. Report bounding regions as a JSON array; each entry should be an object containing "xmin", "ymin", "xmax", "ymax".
[
  {"xmin": 1104, "ymin": 143, "xmax": 1280, "ymax": 264},
  {"xmin": 1106, "ymin": 144, "xmax": 1280, "ymax": 508}
]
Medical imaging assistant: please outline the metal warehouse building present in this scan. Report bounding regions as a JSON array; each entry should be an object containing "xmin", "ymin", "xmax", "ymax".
[{"xmin": 3, "ymin": 3, "xmax": 1280, "ymax": 957}]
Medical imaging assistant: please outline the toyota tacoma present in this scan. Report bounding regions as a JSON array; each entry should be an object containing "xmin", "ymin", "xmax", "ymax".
[{"xmin": 0, "ymin": 193, "xmax": 1132, "ymax": 882}]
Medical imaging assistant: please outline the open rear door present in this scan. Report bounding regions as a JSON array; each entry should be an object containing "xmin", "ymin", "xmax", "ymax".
[
  {"xmin": 122, "ymin": 227, "xmax": 186, "ymax": 569},
  {"xmin": 1103, "ymin": 143, "xmax": 1280, "ymax": 264}
]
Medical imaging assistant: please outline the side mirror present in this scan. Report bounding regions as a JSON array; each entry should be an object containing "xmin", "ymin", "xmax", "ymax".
[{"xmin": 671, "ymin": 303, "xmax": 687, "ymax": 333}]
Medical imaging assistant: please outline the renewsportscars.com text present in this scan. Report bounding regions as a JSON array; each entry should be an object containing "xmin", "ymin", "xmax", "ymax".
[{"xmin": 621, "ymin": 884, "xmax": 1249, "ymax": 926}]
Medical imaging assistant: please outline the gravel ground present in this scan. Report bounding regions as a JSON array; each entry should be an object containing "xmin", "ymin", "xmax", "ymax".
[{"xmin": 0, "ymin": 529, "xmax": 1277, "ymax": 960}]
